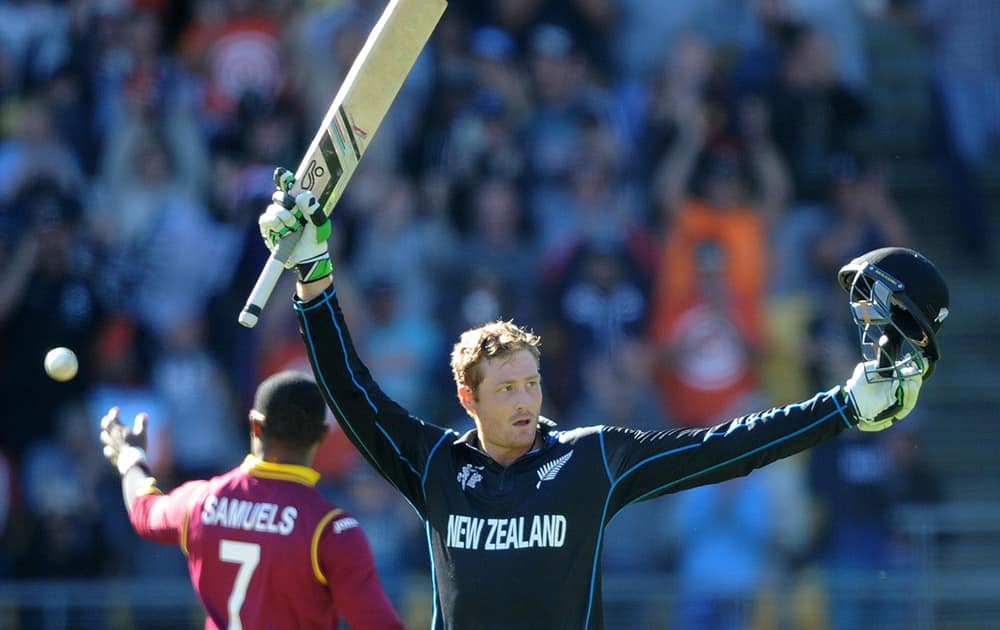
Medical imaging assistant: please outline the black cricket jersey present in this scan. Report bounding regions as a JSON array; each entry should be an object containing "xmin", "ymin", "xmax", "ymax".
[{"xmin": 295, "ymin": 286, "xmax": 859, "ymax": 629}]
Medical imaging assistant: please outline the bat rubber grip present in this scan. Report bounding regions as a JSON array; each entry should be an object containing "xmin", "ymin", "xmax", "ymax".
[{"xmin": 239, "ymin": 255, "xmax": 286, "ymax": 328}]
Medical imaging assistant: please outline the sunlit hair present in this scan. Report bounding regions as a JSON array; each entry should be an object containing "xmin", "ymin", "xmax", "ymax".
[{"xmin": 450, "ymin": 320, "xmax": 541, "ymax": 394}]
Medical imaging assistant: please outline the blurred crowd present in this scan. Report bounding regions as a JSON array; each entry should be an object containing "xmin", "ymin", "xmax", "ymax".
[{"xmin": 1, "ymin": 0, "xmax": 996, "ymax": 626}]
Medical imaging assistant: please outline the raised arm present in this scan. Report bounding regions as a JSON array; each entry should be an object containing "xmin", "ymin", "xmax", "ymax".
[
  {"xmin": 294, "ymin": 282, "xmax": 453, "ymax": 516},
  {"xmin": 256, "ymin": 173, "xmax": 453, "ymax": 516},
  {"xmin": 99, "ymin": 406, "xmax": 207, "ymax": 545}
]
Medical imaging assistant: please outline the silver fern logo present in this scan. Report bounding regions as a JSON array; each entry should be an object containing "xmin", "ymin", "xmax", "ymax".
[
  {"xmin": 536, "ymin": 450, "xmax": 574, "ymax": 489},
  {"xmin": 457, "ymin": 464, "xmax": 484, "ymax": 490}
]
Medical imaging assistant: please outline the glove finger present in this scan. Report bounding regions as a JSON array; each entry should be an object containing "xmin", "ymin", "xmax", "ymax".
[
  {"xmin": 271, "ymin": 190, "xmax": 295, "ymax": 209},
  {"xmin": 260, "ymin": 205, "xmax": 299, "ymax": 231},
  {"xmin": 276, "ymin": 206, "xmax": 300, "ymax": 229},
  {"xmin": 273, "ymin": 167, "xmax": 295, "ymax": 192},
  {"xmin": 294, "ymin": 192, "xmax": 321, "ymax": 218},
  {"xmin": 103, "ymin": 445, "xmax": 116, "ymax": 459},
  {"xmin": 131, "ymin": 413, "xmax": 149, "ymax": 449},
  {"xmin": 100, "ymin": 407, "xmax": 121, "ymax": 431},
  {"xmin": 259, "ymin": 208, "xmax": 278, "ymax": 239},
  {"xmin": 133, "ymin": 412, "xmax": 148, "ymax": 434}
]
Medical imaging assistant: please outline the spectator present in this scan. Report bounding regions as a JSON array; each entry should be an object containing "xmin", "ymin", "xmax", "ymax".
[
  {"xmin": 670, "ymin": 475, "xmax": 778, "ymax": 630},
  {"xmin": 348, "ymin": 173, "xmax": 459, "ymax": 317},
  {"xmin": 808, "ymin": 429, "xmax": 903, "ymax": 629},
  {"xmin": 455, "ymin": 177, "xmax": 539, "ymax": 314},
  {"xmin": 0, "ymin": 93, "xmax": 84, "ymax": 203},
  {"xmin": 151, "ymin": 316, "xmax": 242, "ymax": 483},
  {"xmin": 650, "ymin": 90, "xmax": 787, "ymax": 313},
  {"xmin": 637, "ymin": 32, "xmax": 716, "ymax": 187},
  {"xmin": 0, "ymin": 180, "xmax": 102, "ymax": 455},
  {"xmin": 918, "ymin": 0, "xmax": 1000, "ymax": 264},
  {"xmin": 93, "ymin": 112, "xmax": 237, "ymax": 336},
  {"xmin": 0, "ymin": 1, "xmax": 71, "ymax": 89},
  {"xmin": 649, "ymin": 240, "xmax": 767, "ymax": 427},
  {"xmin": 524, "ymin": 24, "xmax": 620, "ymax": 251},
  {"xmin": 569, "ymin": 341, "xmax": 665, "ymax": 431},
  {"xmin": 810, "ymin": 154, "xmax": 913, "ymax": 282},
  {"xmin": 764, "ymin": 24, "xmax": 868, "ymax": 205},
  {"xmin": 176, "ymin": 0, "xmax": 284, "ymax": 135},
  {"xmin": 355, "ymin": 277, "xmax": 444, "ymax": 420},
  {"xmin": 17, "ymin": 405, "xmax": 109, "ymax": 578},
  {"xmin": 765, "ymin": 152, "xmax": 912, "ymax": 401},
  {"xmin": 541, "ymin": 240, "xmax": 653, "ymax": 415}
]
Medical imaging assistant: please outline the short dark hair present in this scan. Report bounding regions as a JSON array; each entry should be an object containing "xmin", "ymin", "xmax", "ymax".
[{"xmin": 252, "ymin": 370, "xmax": 327, "ymax": 448}]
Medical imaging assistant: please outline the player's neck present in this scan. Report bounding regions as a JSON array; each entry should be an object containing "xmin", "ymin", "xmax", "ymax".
[
  {"xmin": 255, "ymin": 443, "xmax": 313, "ymax": 468},
  {"xmin": 480, "ymin": 434, "xmax": 542, "ymax": 468}
]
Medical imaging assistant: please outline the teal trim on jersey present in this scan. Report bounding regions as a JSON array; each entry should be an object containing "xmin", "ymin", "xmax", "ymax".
[
  {"xmin": 583, "ymin": 388, "xmax": 850, "ymax": 627},
  {"xmin": 296, "ymin": 287, "xmax": 338, "ymax": 311},
  {"xmin": 296, "ymin": 292, "xmax": 424, "ymax": 520},
  {"xmin": 425, "ymin": 521, "xmax": 441, "ymax": 630},
  {"xmin": 422, "ymin": 433, "xmax": 454, "ymax": 492},
  {"xmin": 598, "ymin": 426, "xmax": 613, "ymax": 483},
  {"xmin": 623, "ymin": 388, "xmax": 848, "ymax": 506},
  {"xmin": 586, "ymin": 458, "xmax": 615, "ymax": 629}
]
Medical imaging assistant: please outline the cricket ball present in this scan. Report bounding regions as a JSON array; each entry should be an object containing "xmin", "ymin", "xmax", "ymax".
[{"xmin": 44, "ymin": 347, "xmax": 79, "ymax": 382}]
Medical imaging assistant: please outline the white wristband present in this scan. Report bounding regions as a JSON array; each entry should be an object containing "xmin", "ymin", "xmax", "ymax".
[{"xmin": 117, "ymin": 445, "xmax": 148, "ymax": 475}]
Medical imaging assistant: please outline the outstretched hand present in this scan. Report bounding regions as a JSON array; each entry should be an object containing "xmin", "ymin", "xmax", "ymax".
[
  {"xmin": 844, "ymin": 361, "xmax": 924, "ymax": 432},
  {"xmin": 100, "ymin": 407, "xmax": 150, "ymax": 475}
]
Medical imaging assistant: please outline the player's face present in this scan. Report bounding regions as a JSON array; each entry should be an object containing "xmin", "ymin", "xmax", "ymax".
[{"xmin": 463, "ymin": 349, "xmax": 542, "ymax": 466}]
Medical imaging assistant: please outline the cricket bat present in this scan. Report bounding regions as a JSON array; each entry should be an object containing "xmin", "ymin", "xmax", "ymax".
[{"xmin": 239, "ymin": 0, "xmax": 447, "ymax": 328}]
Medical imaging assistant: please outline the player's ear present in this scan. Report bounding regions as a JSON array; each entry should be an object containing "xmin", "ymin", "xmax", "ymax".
[
  {"xmin": 457, "ymin": 385, "xmax": 475, "ymax": 412},
  {"xmin": 248, "ymin": 409, "xmax": 265, "ymax": 437}
]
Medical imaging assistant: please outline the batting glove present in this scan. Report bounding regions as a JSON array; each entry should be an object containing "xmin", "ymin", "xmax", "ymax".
[
  {"xmin": 259, "ymin": 167, "xmax": 333, "ymax": 283},
  {"xmin": 844, "ymin": 360, "xmax": 923, "ymax": 432}
]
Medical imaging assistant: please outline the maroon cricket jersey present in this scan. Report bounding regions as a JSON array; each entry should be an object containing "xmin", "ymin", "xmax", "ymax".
[{"xmin": 130, "ymin": 455, "xmax": 403, "ymax": 629}]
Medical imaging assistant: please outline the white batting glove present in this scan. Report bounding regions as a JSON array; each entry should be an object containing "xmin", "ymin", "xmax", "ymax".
[
  {"xmin": 259, "ymin": 167, "xmax": 333, "ymax": 283},
  {"xmin": 844, "ymin": 361, "xmax": 923, "ymax": 432}
]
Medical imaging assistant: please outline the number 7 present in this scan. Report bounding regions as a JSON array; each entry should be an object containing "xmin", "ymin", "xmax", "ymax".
[{"xmin": 219, "ymin": 539, "xmax": 261, "ymax": 630}]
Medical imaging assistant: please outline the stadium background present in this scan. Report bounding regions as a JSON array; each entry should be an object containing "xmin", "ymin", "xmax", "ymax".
[{"xmin": 0, "ymin": 0, "xmax": 998, "ymax": 628}]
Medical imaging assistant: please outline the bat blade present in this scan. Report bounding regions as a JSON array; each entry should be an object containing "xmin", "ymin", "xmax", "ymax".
[{"xmin": 239, "ymin": 0, "xmax": 447, "ymax": 328}]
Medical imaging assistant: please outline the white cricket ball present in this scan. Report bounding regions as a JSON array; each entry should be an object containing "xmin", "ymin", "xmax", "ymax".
[{"xmin": 44, "ymin": 347, "xmax": 79, "ymax": 382}]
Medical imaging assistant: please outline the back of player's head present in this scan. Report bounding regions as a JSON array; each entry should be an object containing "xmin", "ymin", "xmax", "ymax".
[
  {"xmin": 252, "ymin": 370, "xmax": 327, "ymax": 449},
  {"xmin": 451, "ymin": 320, "xmax": 541, "ymax": 394}
]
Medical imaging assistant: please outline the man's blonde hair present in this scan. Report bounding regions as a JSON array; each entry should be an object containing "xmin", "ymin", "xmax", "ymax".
[{"xmin": 450, "ymin": 320, "xmax": 541, "ymax": 394}]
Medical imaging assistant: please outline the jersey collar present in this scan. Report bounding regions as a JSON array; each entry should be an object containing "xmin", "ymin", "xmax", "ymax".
[
  {"xmin": 241, "ymin": 454, "xmax": 321, "ymax": 487},
  {"xmin": 452, "ymin": 415, "xmax": 558, "ymax": 448},
  {"xmin": 454, "ymin": 416, "xmax": 557, "ymax": 464}
]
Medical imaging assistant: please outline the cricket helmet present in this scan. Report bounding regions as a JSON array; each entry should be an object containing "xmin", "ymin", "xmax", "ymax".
[{"xmin": 837, "ymin": 247, "xmax": 949, "ymax": 381}]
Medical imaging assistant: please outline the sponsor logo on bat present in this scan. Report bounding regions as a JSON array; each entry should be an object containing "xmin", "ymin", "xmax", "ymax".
[
  {"xmin": 301, "ymin": 159, "xmax": 325, "ymax": 191},
  {"xmin": 339, "ymin": 106, "xmax": 362, "ymax": 160}
]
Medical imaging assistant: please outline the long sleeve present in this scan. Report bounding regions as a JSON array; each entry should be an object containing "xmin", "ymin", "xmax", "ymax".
[
  {"xmin": 318, "ymin": 513, "xmax": 405, "ymax": 630},
  {"xmin": 129, "ymin": 479, "xmax": 208, "ymax": 548},
  {"xmin": 295, "ymin": 285, "xmax": 456, "ymax": 517},
  {"xmin": 600, "ymin": 386, "xmax": 856, "ymax": 514}
]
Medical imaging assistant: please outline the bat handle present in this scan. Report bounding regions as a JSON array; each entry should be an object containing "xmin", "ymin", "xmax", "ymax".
[
  {"xmin": 238, "ymin": 232, "xmax": 302, "ymax": 328},
  {"xmin": 238, "ymin": 256, "xmax": 284, "ymax": 328}
]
